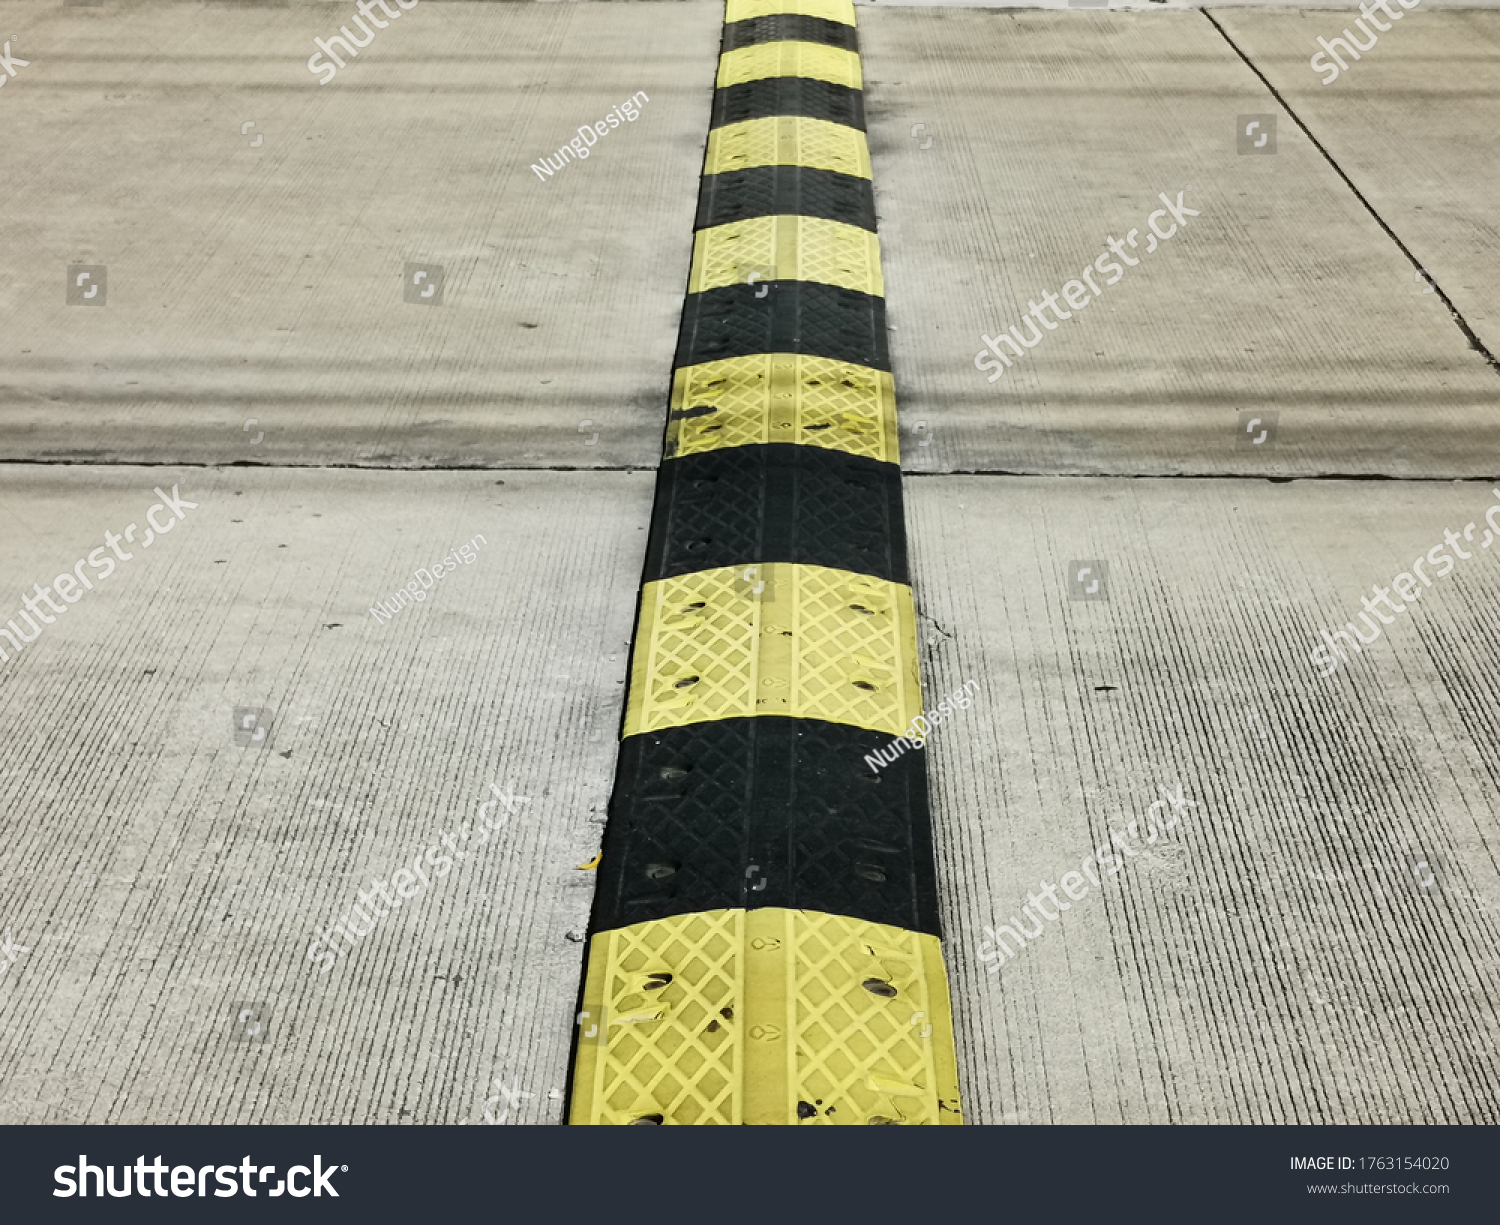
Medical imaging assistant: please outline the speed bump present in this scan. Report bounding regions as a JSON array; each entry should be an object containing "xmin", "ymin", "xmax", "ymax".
[
  {"xmin": 667, "ymin": 354, "xmax": 897, "ymax": 463},
  {"xmin": 568, "ymin": 0, "xmax": 961, "ymax": 1125},
  {"xmin": 717, "ymin": 41, "xmax": 863, "ymax": 90},
  {"xmin": 643, "ymin": 445, "xmax": 909, "ymax": 582},
  {"xmin": 698, "ymin": 163, "xmax": 876, "ymax": 233},
  {"xmin": 688, "ymin": 215, "xmax": 883, "ymax": 296},
  {"xmin": 675, "ymin": 280, "xmax": 888, "ymax": 372},
  {"xmin": 710, "ymin": 78, "xmax": 866, "ymax": 133},
  {"xmin": 570, "ymin": 910, "xmax": 960, "ymax": 1126},
  {"xmin": 590, "ymin": 716, "xmax": 940, "ymax": 933},
  {"xmin": 726, "ymin": 0, "xmax": 856, "ymax": 26},
  {"xmin": 622, "ymin": 563, "xmax": 921, "ymax": 738},
  {"xmin": 722, "ymin": 14, "xmax": 859, "ymax": 52},
  {"xmin": 704, "ymin": 115, "xmax": 871, "ymax": 179}
]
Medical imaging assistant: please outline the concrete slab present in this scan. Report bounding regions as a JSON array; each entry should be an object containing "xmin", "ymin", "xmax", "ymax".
[
  {"xmin": 0, "ymin": 464, "xmax": 652, "ymax": 1122},
  {"xmin": 909, "ymin": 473, "xmax": 1500, "ymax": 1123},
  {"xmin": 1216, "ymin": 6, "xmax": 1500, "ymax": 355},
  {"xmin": 4, "ymin": 0, "xmax": 1498, "ymax": 1131},
  {"xmin": 0, "ymin": 1, "xmax": 719, "ymax": 469},
  {"xmin": 859, "ymin": 8, "xmax": 1500, "ymax": 477}
]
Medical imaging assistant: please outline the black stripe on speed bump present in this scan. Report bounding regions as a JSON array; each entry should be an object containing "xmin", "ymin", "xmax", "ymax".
[
  {"xmin": 710, "ymin": 77, "xmax": 866, "ymax": 132},
  {"xmin": 591, "ymin": 716, "xmax": 939, "ymax": 937},
  {"xmin": 722, "ymin": 14, "xmax": 859, "ymax": 52},
  {"xmin": 675, "ymin": 281, "xmax": 889, "ymax": 372},
  {"xmin": 643, "ymin": 444, "xmax": 908, "ymax": 585},
  {"xmin": 697, "ymin": 163, "xmax": 875, "ymax": 230}
]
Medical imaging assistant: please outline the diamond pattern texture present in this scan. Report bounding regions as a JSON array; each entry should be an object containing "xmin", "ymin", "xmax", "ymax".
[
  {"xmin": 725, "ymin": 0, "xmax": 856, "ymax": 27},
  {"xmin": 709, "ymin": 79, "xmax": 866, "ymax": 135},
  {"xmin": 717, "ymin": 41, "xmax": 862, "ymax": 90},
  {"xmin": 570, "ymin": 909, "xmax": 960, "ymax": 1125},
  {"xmin": 623, "ymin": 563, "xmax": 921, "ymax": 738},
  {"xmin": 667, "ymin": 354, "xmax": 896, "ymax": 462},
  {"xmin": 642, "ymin": 444, "xmax": 907, "ymax": 583},
  {"xmin": 689, "ymin": 215, "xmax": 883, "ymax": 297},
  {"xmin": 590, "ymin": 717, "xmax": 941, "ymax": 935},
  {"xmin": 722, "ymin": 14, "xmax": 859, "ymax": 52},
  {"xmin": 571, "ymin": 910, "xmax": 745, "ymax": 1125},
  {"xmin": 675, "ymin": 281, "xmax": 888, "ymax": 371},
  {"xmin": 704, "ymin": 115, "xmax": 871, "ymax": 179}
]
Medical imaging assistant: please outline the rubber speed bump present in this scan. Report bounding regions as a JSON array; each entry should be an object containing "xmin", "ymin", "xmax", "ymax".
[
  {"xmin": 704, "ymin": 115, "xmax": 871, "ymax": 179},
  {"xmin": 568, "ymin": 0, "xmax": 961, "ymax": 1125},
  {"xmin": 676, "ymin": 281, "xmax": 888, "ymax": 371},
  {"xmin": 667, "ymin": 354, "xmax": 897, "ymax": 463},
  {"xmin": 726, "ymin": 0, "xmax": 855, "ymax": 26},
  {"xmin": 622, "ymin": 563, "xmax": 921, "ymax": 738},
  {"xmin": 571, "ymin": 910, "xmax": 960, "ymax": 1126},
  {"xmin": 591, "ymin": 717, "xmax": 940, "ymax": 933},
  {"xmin": 688, "ymin": 215, "xmax": 882, "ymax": 296},
  {"xmin": 643, "ymin": 446, "xmax": 908, "ymax": 582},
  {"xmin": 722, "ymin": 14, "xmax": 859, "ymax": 52},
  {"xmin": 717, "ymin": 42, "xmax": 863, "ymax": 90},
  {"xmin": 710, "ymin": 78, "xmax": 866, "ymax": 133},
  {"xmin": 698, "ymin": 163, "xmax": 874, "ymax": 233}
]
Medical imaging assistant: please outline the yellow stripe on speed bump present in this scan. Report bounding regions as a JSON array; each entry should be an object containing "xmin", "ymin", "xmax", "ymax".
[
  {"xmin": 704, "ymin": 115, "xmax": 871, "ymax": 179},
  {"xmin": 717, "ymin": 42, "xmax": 863, "ymax": 90},
  {"xmin": 570, "ymin": 908, "xmax": 961, "ymax": 1125},
  {"xmin": 689, "ymin": 215, "xmax": 883, "ymax": 297},
  {"xmin": 622, "ymin": 563, "xmax": 921, "ymax": 738},
  {"xmin": 725, "ymin": 0, "xmax": 856, "ymax": 25},
  {"xmin": 668, "ymin": 354, "xmax": 899, "ymax": 463}
]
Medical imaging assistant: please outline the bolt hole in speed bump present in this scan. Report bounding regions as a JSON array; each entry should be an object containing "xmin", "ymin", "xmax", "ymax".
[{"xmin": 566, "ymin": 0, "xmax": 961, "ymax": 1125}]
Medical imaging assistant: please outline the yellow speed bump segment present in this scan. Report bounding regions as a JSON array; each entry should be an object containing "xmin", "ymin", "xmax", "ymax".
[
  {"xmin": 570, "ymin": 909, "xmax": 960, "ymax": 1125},
  {"xmin": 689, "ymin": 215, "xmax": 883, "ymax": 297},
  {"xmin": 705, "ymin": 115, "xmax": 871, "ymax": 179},
  {"xmin": 621, "ymin": 563, "xmax": 922, "ymax": 738},
  {"xmin": 726, "ymin": 0, "xmax": 856, "ymax": 24},
  {"xmin": 718, "ymin": 42, "xmax": 863, "ymax": 90},
  {"xmin": 667, "ymin": 354, "xmax": 898, "ymax": 463}
]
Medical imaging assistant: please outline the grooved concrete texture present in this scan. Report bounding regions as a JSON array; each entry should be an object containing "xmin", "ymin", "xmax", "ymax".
[
  {"xmin": 0, "ymin": 466, "xmax": 652, "ymax": 1123},
  {"xmin": 3, "ymin": 0, "xmax": 1500, "ymax": 1129},
  {"xmin": 909, "ymin": 474, "xmax": 1500, "ymax": 1123},
  {"xmin": 1214, "ymin": 7, "xmax": 1500, "ymax": 352},
  {"xmin": 0, "ymin": 1, "xmax": 720, "ymax": 469},
  {"xmin": 859, "ymin": 7, "xmax": 1500, "ymax": 476}
]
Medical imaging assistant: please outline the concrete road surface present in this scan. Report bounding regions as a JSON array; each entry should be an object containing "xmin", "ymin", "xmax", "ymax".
[{"xmin": 0, "ymin": 0, "xmax": 1497, "ymax": 1125}]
